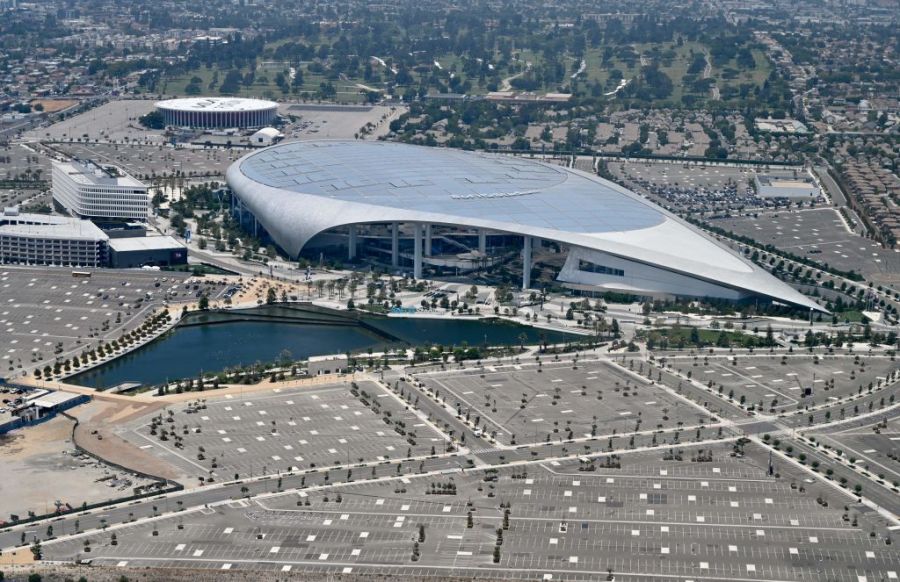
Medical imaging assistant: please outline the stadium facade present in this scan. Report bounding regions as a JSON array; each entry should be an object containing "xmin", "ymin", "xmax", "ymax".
[
  {"xmin": 226, "ymin": 140, "xmax": 823, "ymax": 311},
  {"xmin": 155, "ymin": 97, "xmax": 278, "ymax": 129}
]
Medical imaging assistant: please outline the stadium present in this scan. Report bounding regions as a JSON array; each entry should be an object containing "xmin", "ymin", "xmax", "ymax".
[
  {"xmin": 155, "ymin": 97, "xmax": 278, "ymax": 129},
  {"xmin": 226, "ymin": 140, "xmax": 823, "ymax": 311}
]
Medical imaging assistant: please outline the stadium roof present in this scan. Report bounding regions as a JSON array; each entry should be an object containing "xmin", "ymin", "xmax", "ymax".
[
  {"xmin": 155, "ymin": 97, "xmax": 278, "ymax": 113},
  {"xmin": 227, "ymin": 140, "xmax": 823, "ymax": 311}
]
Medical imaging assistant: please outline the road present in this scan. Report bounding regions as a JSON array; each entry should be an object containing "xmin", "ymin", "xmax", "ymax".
[{"xmin": 813, "ymin": 165, "xmax": 847, "ymax": 206}]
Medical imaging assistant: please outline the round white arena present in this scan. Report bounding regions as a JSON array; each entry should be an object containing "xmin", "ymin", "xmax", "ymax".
[{"xmin": 155, "ymin": 97, "xmax": 278, "ymax": 129}]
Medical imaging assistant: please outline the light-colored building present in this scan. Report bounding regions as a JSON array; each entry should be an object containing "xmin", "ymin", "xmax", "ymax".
[
  {"xmin": 307, "ymin": 354, "xmax": 349, "ymax": 376},
  {"xmin": 0, "ymin": 208, "xmax": 108, "ymax": 266},
  {"xmin": 52, "ymin": 160, "xmax": 149, "ymax": 221},
  {"xmin": 155, "ymin": 97, "xmax": 278, "ymax": 129},
  {"xmin": 754, "ymin": 118, "xmax": 809, "ymax": 134},
  {"xmin": 250, "ymin": 127, "xmax": 284, "ymax": 146},
  {"xmin": 754, "ymin": 174, "xmax": 820, "ymax": 199},
  {"xmin": 226, "ymin": 141, "xmax": 825, "ymax": 311}
]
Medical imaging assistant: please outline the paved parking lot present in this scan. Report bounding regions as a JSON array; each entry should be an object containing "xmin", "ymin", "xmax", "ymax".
[
  {"xmin": 54, "ymin": 142, "xmax": 244, "ymax": 183},
  {"xmin": 664, "ymin": 353, "xmax": 899, "ymax": 415},
  {"xmin": 0, "ymin": 142, "xmax": 53, "ymax": 209},
  {"xmin": 119, "ymin": 380, "xmax": 448, "ymax": 481},
  {"xmin": 812, "ymin": 416, "xmax": 900, "ymax": 490},
  {"xmin": 40, "ymin": 441, "xmax": 899, "ymax": 580},
  {"xmin": 610, "ymin": 161, "xmax": 807, "ymax": 214},
  {"xmin": 28, "ymin": 100, "xmax": 161, "ymax": 144},
  {"xmin": 711, "ymin": 207, "xmax": 900, "ymax": 287},
  {"xmin": 418, "ymin": 360, "xmax": 707, "ymax": 446},
  {"xmin": 280, "ymin": 104, "xmax": 397, "ymax": 141},
  {"xmin": 0, "ymin": 266, "xmax": 189, "ymax": 380}
]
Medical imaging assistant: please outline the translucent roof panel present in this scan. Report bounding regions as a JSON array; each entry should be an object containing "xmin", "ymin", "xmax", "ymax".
[{"xmin": 238, "ymin": 141, "xmax": 664, "ymax": 234}]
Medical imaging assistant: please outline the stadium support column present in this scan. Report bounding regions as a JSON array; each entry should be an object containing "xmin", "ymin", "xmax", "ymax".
[
  {"xmin": 348, "ymin": 225, "xmax": 357, "ymax": 260},
  {"xmin": 413, "ymin": 223, "xmax": 423, "ymax": 280},
  {"xmin": 391, "ymin": 222, "xmax": 399, "ymax": 268},
  {"xmin": 424, "ymin": 224, "xmax": 432, "ymax": 257},
  {"xmin": 478, "ymin": 229, "xmax": 486, "ymax": 254},
  {"xmin": 522, "ymin": 236, "xmax": 532, "ymax": 290}
]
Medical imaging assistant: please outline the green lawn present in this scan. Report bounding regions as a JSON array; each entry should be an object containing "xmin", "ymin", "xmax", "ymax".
[
  {"xmin": 158, "ymin": 64, "xmax": 366, "ymax": 103},
  {"xmin": 642, "ymin": 326, "xmax": 760, "ymax": 348},
  {"xmin": 154, "ymin": 34, "xmax": 772, "ymax": 108}
]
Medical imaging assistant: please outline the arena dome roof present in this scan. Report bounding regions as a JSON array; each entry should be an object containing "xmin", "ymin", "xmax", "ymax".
[
  {"xmin": 226, "ymin": 140, "xmax": 824, "ymax": 311},
  {"xmin": 155, "ymin": 97, "xmax": 277, "ymax": 113}
]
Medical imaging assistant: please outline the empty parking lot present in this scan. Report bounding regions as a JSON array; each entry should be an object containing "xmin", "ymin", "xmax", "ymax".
[
  {"xmin": 39, "ymin": 440, "xmax": 899, "ymax": 580},
  {"xmin": 416, "ymin": 359, "xmax": 710, "ymax": 447},
  {"xmin": 118, "ymin": 379, "xmax": 450, "ymax": 482}
]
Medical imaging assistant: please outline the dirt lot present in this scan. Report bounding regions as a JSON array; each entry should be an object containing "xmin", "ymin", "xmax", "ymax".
[
  {"xmin": 0, "ymin": 415, "xmax": 155, "ymax": 521},
  {"xmin": 69, "ymin": 399, "xmax": 179, "ymax": 482},
  {"xmin": 29, "ymin": 99, "xmax": 78, "ymax": 114}
]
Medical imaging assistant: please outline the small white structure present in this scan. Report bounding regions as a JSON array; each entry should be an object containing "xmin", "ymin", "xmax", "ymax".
[
  {"xmin": 250, "ymin": 127, "xmax": 284, "ymax": 146},
  {"xmin": 307, "ymin": 354, "xmax": 349, "ymax": 376}
]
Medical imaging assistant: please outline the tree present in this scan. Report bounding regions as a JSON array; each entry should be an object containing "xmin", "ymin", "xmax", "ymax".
[
  {"xmin": 690, "ymin": 327, "xmax": 700, "ymax": 345},
  {"xmin": 138, "ymin": 110, "xmax": 165, "ymax": 129},
  {"xmin": 198, "ymin": 295, "xmax": 209, "ymax": 310}
]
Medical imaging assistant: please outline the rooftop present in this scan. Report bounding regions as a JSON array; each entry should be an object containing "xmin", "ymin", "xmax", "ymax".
[
  {"xmin": 30, "ymin": 390, "xmax": 83, "ymax": 409},
  {"xmin": 108, "ymin": 235, "xmax": 185, "ymax": 252},
  {"xmin": 0, "ymin": 211, "xmax": 108, "ymax": 241},
  {"xmin": 236, "ymin": 140, "xmax": 664, "ymax": 234},
  {"xmin": 228, "ymin": 141, "xmax": 824, "ymax": 312},
  {"xmin": 756, "ymin": 174, "xmax": 816, "ymax": 188},
  {"xmin": 156, "ymin": 97, "xmax": 278, "ymax": 113},
  {"xmin": 54, "ymin": 160, "xmax": 145, "ymax": 189}
]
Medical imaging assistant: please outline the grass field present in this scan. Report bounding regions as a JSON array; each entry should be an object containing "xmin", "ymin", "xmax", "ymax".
[
  {"xmin": 158, "ymin": 65, "xmax": 367, "ymax": 103},
  {"xmin": 156, "ymin": 35, "xmax": 771, "ymax": 108}
]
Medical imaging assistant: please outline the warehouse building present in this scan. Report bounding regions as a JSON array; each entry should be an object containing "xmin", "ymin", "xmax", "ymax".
[
  {"xmin": 108, "ymin": 235, "xmax": 187, "ymax": 268},
  {"xmin": 754, "ymin": 174, "xmax": 820, "ymax": 199}
]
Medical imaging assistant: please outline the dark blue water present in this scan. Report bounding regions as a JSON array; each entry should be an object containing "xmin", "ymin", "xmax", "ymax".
[{"xmin": 69, "ymin": 308, "xmax": 577, "ymax": 389}]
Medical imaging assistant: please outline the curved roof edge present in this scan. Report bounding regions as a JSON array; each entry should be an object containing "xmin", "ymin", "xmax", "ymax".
[
  {"xmin": 155, "ymin": 97, "xmax": 278, "ymax": 112},
  {"xmin": 226, "ymin": 148, "xmax": 825, "ymax": 313}
]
